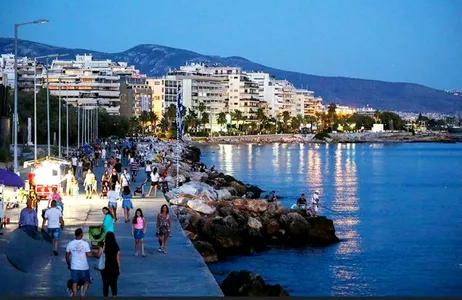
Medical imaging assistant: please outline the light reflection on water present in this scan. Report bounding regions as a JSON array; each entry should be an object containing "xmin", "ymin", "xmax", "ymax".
[{"xmin": 200, "ymin": 143, "xmax": 462, "ymax": 296}]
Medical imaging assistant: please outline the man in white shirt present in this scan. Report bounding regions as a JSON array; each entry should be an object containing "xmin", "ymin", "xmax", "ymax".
[
  {"xmin": 42, "ymin": 200, "xmax": 64, "ymax": 256},
  {"xmin": 311, "ymin": 190, "xmax": 320, "ymax": 216},
  {"xmin": 71, "ymin": 155, "xmax": 78, "ymax": 175},
  {"xmin": 107, "ymin": 186, "xmax": 119, "ymax": 222},
  {"xmin": 101, "ymin": 148, "xmax": 107, "ymax": 160},
  {"xmin": 66, "ymin": 228, "xmax": 93, "ymax": 297},
  {"xmin": 120, "ymin": 168, "xmax": 131, "ymax": 188}
]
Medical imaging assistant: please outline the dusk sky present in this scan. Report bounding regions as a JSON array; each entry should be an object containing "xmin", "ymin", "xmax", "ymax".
[{"xmin": 1, "ymin": 0, "xmax": 461, "ymax": 90}]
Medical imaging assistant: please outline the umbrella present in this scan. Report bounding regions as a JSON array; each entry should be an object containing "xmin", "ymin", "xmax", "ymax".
[{"xmin": 0, "ymin": 169, "xmax": 24, "ymax": 187}]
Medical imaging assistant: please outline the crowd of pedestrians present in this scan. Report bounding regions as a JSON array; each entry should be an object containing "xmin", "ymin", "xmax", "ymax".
[{"xmin": 18, "ymin": 137, "xmax": 176, "ymax": 297}]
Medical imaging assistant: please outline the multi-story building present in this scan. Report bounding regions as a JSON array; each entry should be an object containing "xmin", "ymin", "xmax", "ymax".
[
  {"xmin": 146, "ymin": 77, "xmax": 180, "ymax": 118},
  {"xmin": 41, "ymin": 54, "xmax": 139, "ymax": 114},
  {"xmin": 0, "ymin": 54, "xmax": 45, "ymax": 92},
  {"xmin": 119, "ymin": 76, "xmax": 153, "ymax": 118},
  {"xmin": 295, "ymin": 89, "xmax": 323, "ymax": 117}
]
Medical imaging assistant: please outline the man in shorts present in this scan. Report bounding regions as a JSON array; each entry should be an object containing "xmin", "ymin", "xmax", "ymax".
[
  {"xmin": 66, "ymin": 228, "xmax": 94, "ymax": 297},
  {"xmin": 42, "ymin": 200, "xmax": 64, "ymax": 256}
]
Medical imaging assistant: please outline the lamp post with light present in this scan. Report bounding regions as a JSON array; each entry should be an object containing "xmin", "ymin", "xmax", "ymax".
[{"xmin": 13, "ymin": 19, "xmax": 48, "ymax": 173}]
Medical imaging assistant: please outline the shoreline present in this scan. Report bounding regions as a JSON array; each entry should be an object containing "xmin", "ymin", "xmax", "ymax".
[{"xmin": 191, "ymin": 132, "xmax": 462, "ymax": 144}]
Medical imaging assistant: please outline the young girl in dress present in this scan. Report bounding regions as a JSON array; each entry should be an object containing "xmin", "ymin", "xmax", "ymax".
[
  {"xmin": 131, "ymin": 208, "xmax": 147, "ymax": 257},
  {"xmin": 72, "ymin": 178, "xmax": 79, "ymax": 200}
]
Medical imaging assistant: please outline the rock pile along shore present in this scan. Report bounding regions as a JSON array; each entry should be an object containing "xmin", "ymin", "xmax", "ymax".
[
  {"xmin": 199, "ymin": 132, "xmax": 462, "ymax": 144},
  {"xmin": 163, "ymin": 144, "xmax": 339, "ymax": 263}
]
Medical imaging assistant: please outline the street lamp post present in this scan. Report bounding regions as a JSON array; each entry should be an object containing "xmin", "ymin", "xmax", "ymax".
[
  {"xmin": 58, "ymin": 78, "xmax": 61, "ymax": 158},
  {"xmin": 13, "ymin": 19, "xmax": 48, "ymax": 173},
  {"xmin": 77, "ymin": 104, "xmax": 80, "ymax": 149}
]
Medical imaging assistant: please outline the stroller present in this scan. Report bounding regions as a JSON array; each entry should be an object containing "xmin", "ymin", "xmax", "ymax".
[
  {"xmin": 88, "ymin": 226, "xmax": 105, "ymax": 249},
  {"xmin": 133, "ymin": 179, "xmax": 148, "ymax": 198},
  {"xmin": 160, "ymin": 179, "xmax": 169, "ymax": 193}
]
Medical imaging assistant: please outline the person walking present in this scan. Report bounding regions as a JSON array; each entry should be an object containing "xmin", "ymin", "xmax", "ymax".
[
  {"xmin": 18, "ymin": 198, "xmax": 38, "ymax": 235},
  {"xmin": 101, "ymin": 207, "xmax": 115, "ymax": 234},
  {"xmin": 146, "ymin": 167, "xmax": 160, "ymax": 197},
  {"xmin": 71, "ymin": 155, "xmax": 78, "ymax": 175},
  {"xmin": 84, "ymin": 169, "xmax": 96, "ymax": 199},
  {"xmin": 110, "ymin": 169, "xmax": 119, "ymax": 190},
  {"xmin": 107, "ymin": 185, "xmax": 119, "ymax": 222},
  {"xmin": 61, "ymin": 170, "xmax": 75, "ymax": 197},
  {"xmin": 42, "ymin": 200, "xmax": 64, "ymax": 256},
  {"xmin": 156, "ymin": 204, "xmax": 171, "ymax": 254},
  {"xmin": 120, "ymin": 168, "xmax": 131, "ymax": 188},
  {"xmin": 145, "ymin": 160, "xmax": 152, "ymax": 181},
  {"xmin": 121, "ymin": 186, "xmax": 133, "ymax": 223},
  {"xmin": 96, "ymin": 231, "xmax": 120, "ymax": 297},
  {"xmin": 66, "ymin": 228, "xmax": 93, "ymax": 297},
  {"xmin": 76, "ymin": 159, "xmax": 84, "ymax": 183},
  {"xmin": 48, "ymin": 187, "xmax": 64, "ymax": 214},
  {"xmin": 131, "ymin": 208, "xmax": 147, "ymax": 257}
]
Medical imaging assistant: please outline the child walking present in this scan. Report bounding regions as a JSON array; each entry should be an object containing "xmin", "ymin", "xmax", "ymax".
[{"xmin": 131, "ymin": 208, "xmax": 147, "ymax": 257}]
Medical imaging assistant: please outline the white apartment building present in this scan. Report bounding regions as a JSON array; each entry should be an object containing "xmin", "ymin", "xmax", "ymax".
[
  {"xmin": 119, "ymin": 76, "xmax": 153, "ymax": 118},
  {"xmin": 295, "ymin": 89, "xmax": 323, "ymax": 117},
  {"xmin": 0, "ymin": 54, "xmax": 46, "ymax": 92},
  {"xmin": 42, "ymin": 54, "xmax": 139, "ymax": 114},
  {"xmin": 176, "ymin": 64, "xmax": 262, "ymax": 120}
]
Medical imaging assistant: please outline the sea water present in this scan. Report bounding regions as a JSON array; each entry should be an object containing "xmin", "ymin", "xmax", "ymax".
[{"xmin": 198, "ymin": 142, "xmax": 462, "ymax": 296}]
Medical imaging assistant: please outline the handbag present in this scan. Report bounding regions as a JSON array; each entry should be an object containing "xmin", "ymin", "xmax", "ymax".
[{"xmin": 97, "ymin": 244, "xmax": 106, "ymax": 270}]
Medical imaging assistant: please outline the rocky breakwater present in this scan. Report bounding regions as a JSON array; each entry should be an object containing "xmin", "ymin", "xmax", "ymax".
[{"xmin": 166, "ymin": 145, "xmax": 339, "ymax": 263}]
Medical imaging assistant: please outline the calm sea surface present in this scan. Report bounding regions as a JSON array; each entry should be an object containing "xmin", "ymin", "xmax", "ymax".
[{"xmin": 198, "ymin": 142, "xmax": 462, "ymax": 296}]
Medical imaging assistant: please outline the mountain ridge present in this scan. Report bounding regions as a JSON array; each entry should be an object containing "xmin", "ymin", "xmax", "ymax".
[{"xmin": 0, "ymin": 37, "xmax": 460, "ymax": 114}]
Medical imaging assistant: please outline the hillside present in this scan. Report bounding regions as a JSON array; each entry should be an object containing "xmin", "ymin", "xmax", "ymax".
[{"xmin": 0, "ymin": 37, "xmax": 460, "ymax": 114}]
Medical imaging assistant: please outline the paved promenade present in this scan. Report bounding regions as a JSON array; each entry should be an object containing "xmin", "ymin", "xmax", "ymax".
[{"xmin": 0, "ymin": 166, "xmax": 223, "ymax": 296}]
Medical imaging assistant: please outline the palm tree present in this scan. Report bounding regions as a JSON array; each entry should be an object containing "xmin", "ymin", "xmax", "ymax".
[
  {"xmin": 139, "ymin": 111, "xmax": 149, "ymax": 134},
  {"xmin": 282, "ymin": 111, "xmax": 291, "ymax": 133},
  {"xmin": 148, "ymin": 111, "xmax": 159, "ymax": 133},
  {"xmin": 256, "ymin": 108, "xmax": 266, "ymax": 133},
  {"xmin": 233, "ymin": 109, "xmax": 243, "ymax": 130},
  {"xmin": 327, "ymin": 103, "xmax": 337, "ymax": 130},
  {"xmin": 217, "ymin": 112, "xmax": 227, "ymax": 132},
  {"xmin": 201, "ymin": 112, "xmax": 209, "ymax": 134}
]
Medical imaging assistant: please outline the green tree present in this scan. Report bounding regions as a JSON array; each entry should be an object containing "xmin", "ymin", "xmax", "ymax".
[
  {"xmin": 148, "ymin": 111, "xmax": 159, "ymax": 133},
  {"xmin": 217, "ymin": 112, "xmax": 227, "ymax": 132},
  {"xmin": 201, "ymin": 112, "xmax": 209, "ymax": 134},
  {"xmin": 139, "ymin": 111, "xmax": 149, "ymax": 134},
  {"xmin": 232, "ymin": 109, "xmax": 243, "ymax": 130}
]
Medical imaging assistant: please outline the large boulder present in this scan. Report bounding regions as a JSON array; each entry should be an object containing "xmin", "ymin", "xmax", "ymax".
[
  {"xmin": 190, "ymin": 171, "xmax": 208, "ymax": 182},
  {"xmin": 306, "ymin": 216, "xmax": 340, "ymax": 245},
  {"xmin": 247, "ymin": 185, "xmax": 263, "ymax": 199},
  {"xmin": 169, "ymin": 193, "xmax": 195, "ymax": 205},
  {"xmin": 221, "ymin": 270, "xmax": 289, "ymax": 297},
  {"xmin": 187, "ymin": 200, "xmax": 216, "ymax": 215},
  {"xmin": 179, "ymin": 182, "xmax": 218, "ymax": 200},
  {"xmin": 247, "ymin": 217, "xmax": 262, "ymax": 230},
  {"xmin": 216, "ymin": 189, "xmax": 232, "ymax": 200},
  {"xmin": 193, "ymin": 241, "xmax": 218, "ymax": 263},
  {"xmin": 184, "ymin": 145, "xmax": 201, "ymax": 162},
  {"xmin": 228, "ymin": 181, "xmax": 247, "ymax": 196},
  {"xmin": 232, "ymin": 199, "xmax": 248, "ymax": 209},
  {"xmin": 246, "ymin": 200, "xmax": 268, "ymax": 213},
  {"xmin": 279, "ymin": 212, "xmax": 311, "ymax": 240}
]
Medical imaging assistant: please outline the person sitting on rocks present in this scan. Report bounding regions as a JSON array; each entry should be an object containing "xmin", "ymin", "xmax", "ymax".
[{"xmin": 296, "ymin": 194, "xmax": 307, "ymax": 210}]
